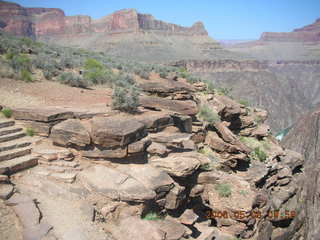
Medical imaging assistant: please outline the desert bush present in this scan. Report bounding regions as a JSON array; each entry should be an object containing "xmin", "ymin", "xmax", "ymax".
[
  {"xmin": 199, "ymin": 163, "xmax": 213, "ymax": 171},
  {"xmin": 20, "ymin": 69, "xmax": 33, "ymax": 82},
  {"xmin": 215, "ymin": 183, "xmax": 232, "ymax": 198},
  {"xmin": 197, "ymin": 104, "xmax": 221, "ymax": 124},
  {"xmin": 25, "ymin": 127, "xmax": 35, "ymax": 137},
  {"xmin": 112, "ymin": 84, "xmax": 140, "ymax": 113},
  {"xmin": 58, "ymin": 72, "xmax": 88, "ymax": 88},
  {"xmin": 1, "ymin": 108, "xmax": 12, "ymax": 118},
  {"xmin": 238, "ymin": 99, "xmax": 250, "ymax": 107},
  {"xmin": 159, "ymin": 71, "xmax": 168, "ymax": 79},
  {"xmin": 204, "ymin": 80, "xmax": 215, "ymax": 93},
  {"xmin": 9, "ymin": 54, "xmax": 32, "ymax": 72},
  {"xmin": 250, "ymin": 147, "xmax": 267, "ymax": 162},
  {"xmin": 134, "ymin": 68, "xmax": 150, "ymax": 79},
  {"xmin": 217, "ymin": 87, "xmax": 232, "ymax": 96},
  {"xmin": 186, "ymin": 75, "xmax": 200, "ymax": 84}
]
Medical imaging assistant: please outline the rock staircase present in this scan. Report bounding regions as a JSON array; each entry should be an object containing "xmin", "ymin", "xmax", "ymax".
[{"xmin": 0, "ymin": 118, "xmax": 38, "ymax": 175}]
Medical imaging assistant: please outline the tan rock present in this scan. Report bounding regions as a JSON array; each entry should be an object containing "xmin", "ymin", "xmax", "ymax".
[
  {"xmin": 90, "ymin": 116, "xmax": 146, "ymax": 148},
  {"xmin": 50, "ymin": 119, "xmax": 91, "ymax": 148}
]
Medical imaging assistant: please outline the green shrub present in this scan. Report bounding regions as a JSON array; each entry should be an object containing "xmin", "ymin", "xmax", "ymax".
[
  {"xmin": 142, "ymin": 212, "xmax": 162, "ymax": 221},
  {"xmin": 84, "ymin": 58, "xmax": 104, "ymax": 71},
  {"xmin": 200, "ymin": 163, "xmax": 213, "ymax": 171},
  {"xmin": 1, "ymin": 108, "xmax": 12, "ymax": 118},
  {"xmin": 205, "ymin": 80, "xmax": 216, "ymax": 93},
  {"xmin": 215, "ymin": 183, "xmax": 232, "ymax": 198},
  {"xmin": 112, "ymin": 84, "xmax": 140, "ymax": 113},
  {"xmin": 186, "ymin": 75, "xmax": 200, "ymax": 84},
  {"xmin": 10, "ymin": 54, "xmax": 32, "ymax": 72},
  {"xmin": 25, "ymin": 128, "xmax": 35, "ymax": 137},
  {"xmin": 20, "ymin": 69, "xmax": 33, "ymax": 82},
  {"xmin": 238, "ymin": 99, "xmax": 250, "ymax": 107},
  {"xmin": 217, "ymin": 87, "xmax": 232, "ymax": 96},
  {"xmin": 58, "ymin": 72, "xmax": 88, "ymax": 88},
  {"xmin": 197, "ymin": 105, "xmax": 221, "ymax": 124},
  {"xmin": 250, "ymin": 147, "xmax": 267, "ymax": 162},
  {"xmin": 159, "ymin": 71, "xmax": 168, "ymax": 79}
]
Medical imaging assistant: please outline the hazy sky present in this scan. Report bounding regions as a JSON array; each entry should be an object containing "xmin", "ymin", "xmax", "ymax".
[{"xmin": 14, "ymin": 0, "xmax": 320, "ymax": 39}]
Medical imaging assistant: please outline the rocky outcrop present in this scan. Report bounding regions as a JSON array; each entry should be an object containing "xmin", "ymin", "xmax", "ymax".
[
  {"xmin": 260, "ymin": 18, "xmax": 320, "ymax": 42},
  {"xmin": 282, "ymin": 108, "xmax": 320, "ymax": 240}
]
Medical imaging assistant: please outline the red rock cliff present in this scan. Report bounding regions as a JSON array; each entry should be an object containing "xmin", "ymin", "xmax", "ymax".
[
  {"xmin": 0, "ymin": 2, "xmax": 208, "ymax": 37},
  {"xmin": 260, "ymin": 18, "xmax": 320, "ymax": 42}
]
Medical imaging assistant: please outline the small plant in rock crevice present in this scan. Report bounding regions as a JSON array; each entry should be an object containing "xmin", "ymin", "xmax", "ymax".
[
  {"xmin": 141, "ymin": 212, "xmax": 162, "ymax": 221},
  {"xmin": 215, "ymin": 183, "xmax": 232, "ymax": 198},
  {"xmin": 197, "ymin": 104, "xmax": 221, "ymax": 124},
  {"xmin": 250, "ymin": 147, "xmax": 267, "ymax": 162},
  {"xmin": 1, "ymin": 108, "xmax": 12, "ymax": 118},
  {"xmin": 25, "ymin": 128, "xmax": 35, "ymax": 137}
]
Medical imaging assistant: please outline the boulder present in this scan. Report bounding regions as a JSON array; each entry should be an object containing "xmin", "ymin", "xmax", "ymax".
[
  {"xmin": 171, "ymin": 114, "xmax": 192, "ymax": 133},
  {"xmin": 134, "ymin": 112, "xmax": 173, "ymax": 132},
  {"xmin": 20, "ymin": 120, "xmax": 61, "ymax": 137},
  {"xmin": 140, "ymin": 96, "xmax": 198, "ymax": 116},
  {"xmin": 78, "ymin": 165, "xmax": 155, "ymax": 202},
  {"xmin": 128, "ymin": 138, "xmax": 151, "ymax": 155},
  {"xmin": 116, "ymin": 164, "xmax": 174, "ymax": 193},
  {"xmin": 90, "ymin": 116, "xmax": 146, "ymax": 148},
  {"xmin": 50, "ymin": 119, "xmax": 91, "ymax": 148},
  {"xmin": 151, "ymin": 152, "xmax": 210, "ymax": 177},
  {"xmin": 165, "ymin": 184, "xmax": 186, "ymax": 210},
  {"xmin": 147, "ymin": 142, "xmax": 168, "ymax": 157},
  {"xmin": 149, "ymin": 131, "xmax": 193, "ymax": 150}
]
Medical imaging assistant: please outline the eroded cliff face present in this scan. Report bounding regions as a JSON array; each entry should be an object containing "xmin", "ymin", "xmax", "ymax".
[
  {"xmin": 0, "ymin": 2, "xmax": 208, "ymax": 37},
  {"xmin": 282, "ymin": 108, "xmax": 320, "ymax": 240},
  {"xmin": 260, "ymin": 18, "xmax": 320, "ymax": 42},
  {"xmin": 173, "ymin": 60, "xmax": 320, "ymax": 132}
]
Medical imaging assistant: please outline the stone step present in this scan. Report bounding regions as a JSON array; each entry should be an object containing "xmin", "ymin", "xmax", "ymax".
[
  {"xmin": 0, "ymin": 132, "xmax": 26, "ymax": 143},
  {"xmin": 0, "ymin": 155, "xmax": 38, "ymax": 175},
  {"xmin": 0, "ymin": 137, "xmax": 33, "ymax": 152},
  {"xmin": 0, "ymin": 119, "xmax": 15, "ymax": 129},
  {"xmin": 0, "ymin": 147, "xmax": 32, "ymax": 162},
  {"xmin": 0, "ymin": 126, "xmax": 23, "ymax": 136}
]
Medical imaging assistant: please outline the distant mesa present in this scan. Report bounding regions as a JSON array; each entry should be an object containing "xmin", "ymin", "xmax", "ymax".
[
  {"xmin": 0, "ymin": 1, "xmax": 208, "ymax": 37},
  {"xmin": 260, "ymin": 18, "xmax": 320, "ymax": 42}
]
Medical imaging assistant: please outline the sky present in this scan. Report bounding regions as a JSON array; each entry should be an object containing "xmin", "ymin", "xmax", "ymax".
[{"xmin": 13, "ymin": 0, "xmax": 320, "ymax": 39}]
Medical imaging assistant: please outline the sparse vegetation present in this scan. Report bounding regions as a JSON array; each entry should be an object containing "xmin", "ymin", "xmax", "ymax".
[
  {"xmin": 197, "ymin": 104, "xmax": 221, "ymax": 124},
  {"xmin": 215, "ymin": 183, "xmax": 232, "ymax": 198},
  {"xmin": 141, "ymin": 212, "xmax": 162, "ymax": 221},
  {"xmin": 204, "ymin": 80, "xmax": 216, "ymax": 94},
  {"xmin": 200, "ymin": 163, "xmax": 213, "ymax": 171},
  {"xmin": 58, "ymin": 72, "xmax": 88, "ymax": 88},
  {"xmin": 250, "ymin": 147, "xmax": 267, "ymax": 162},
  {"xmin": 239, "ymin": 190, "xmax": 249, "ymax": 196},
  {"xmin": 112, "ymin": 75, "xmax": 140, "ymax": 113},
  {"xmin": 25, "ymin": 127, "xmax": 35, "ymax": 137},
  {"xmin": 20, "ymin": 69, "xmax": 33, "ymax": 82},
  {"xmin": 1, "ymin": 108, "xmax": 12, "ymax": 118},
  {"xmin": 238, "ymin": 99, "xmax": 250, "ymax": 107}
]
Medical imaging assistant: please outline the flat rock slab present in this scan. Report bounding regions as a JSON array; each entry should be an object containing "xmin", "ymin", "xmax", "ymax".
[
  {"xmin": 140, "ymin": 96, "xmax": 198, "ymax": 116},
  {"xmin": 90, "ymin": 116, "xmax": 146, "ymax": 148},
  {"xmin": 6, "ymin": 193, "xmax": 53, "ymax": 240},
  {"xmin": 79, "ymin": 165, "xmax": 155, "ymax": 202},
  {"xmin": 13, "ymin": 107, "xmax": 74, "ymax": 122},
  {"xmin": 116, "ymin": 164, "xmax": 174, "ymax": 192},
  {"xmin": 134, "ymin": 112, "xmax": 173, "ymax": 132},
  {"xmin": 50, "ymin": 119, "xmax": 91, "ymax": 148}
]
